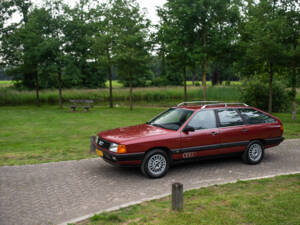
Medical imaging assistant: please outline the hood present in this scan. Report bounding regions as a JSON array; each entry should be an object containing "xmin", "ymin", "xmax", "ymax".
[{"xmin": 98, "ymin": 124, "xmax": 171, "ymax": 144}]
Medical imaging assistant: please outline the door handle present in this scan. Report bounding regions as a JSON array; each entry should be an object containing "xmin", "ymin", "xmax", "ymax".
[
  {"xmin": 211, "ymin": 131, "xmax": 219, "ymax": 136},
  {"xmin": 241, "ymin": 128, "xmax": 248, "ymax": 132}
]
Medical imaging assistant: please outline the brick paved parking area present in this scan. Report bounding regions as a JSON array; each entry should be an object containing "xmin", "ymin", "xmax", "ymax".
[{"xmin": 1, "ymin": 139, "xmax": 300, "ymax": 225}]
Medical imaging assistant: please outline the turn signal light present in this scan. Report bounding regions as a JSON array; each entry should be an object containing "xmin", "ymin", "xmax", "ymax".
[
  {"xmin": 280, "ymin": 124, "xmax": 284, "ymax": 133},
  {"xmin": 117, "ymin": 145, "xmax": 127, "ymax": 154}
]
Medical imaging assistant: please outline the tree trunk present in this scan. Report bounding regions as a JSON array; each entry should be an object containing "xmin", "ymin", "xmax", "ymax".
[
  {"xmin": 58, "ymin": 67, "xmax": 63, "ymax": 109},
  {"xmin": 292, "ymin": 41, "xmax": 297, "ymax": 121},
  {"xmin": 35, "ymin": 69, "xmax": 40, "ymax": 107},
  {"xmin": 108, "ymin": 65, "xmax": 113, "ymax": 108},
  {"xmin": 183, "ymin": 66, "xmax": 187, "ymax": 102},
  {"xmin": 129, "ymin": 73, "xmax": 133, "ymax": 111},
  {"xmin": 161, "ymin": 48, "xmax": 166, "ymax": 77},
  {"xmin": 107, "ymin": 48, "xmax": 113, "ymax": 108},
  {"xmin": 202, "ymin": 32, "xmax": 207, "ymax": 101},
  {"xmin": 202, "ymin": 59, "xmax": 207, "ymax": 101},
  {"xmin": 268, "ymin": 63, "xmax": 273, "ymax": 113}
]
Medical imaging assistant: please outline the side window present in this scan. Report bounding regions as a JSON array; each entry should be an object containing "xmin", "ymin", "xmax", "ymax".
[
  {"xmin": 187, "ymin": 110, "xmax": 216, "ymax": 130},
  {"xmin": 217, "ymin": 109, "xmax": 244, "ymax": 127},
  {"xmin": 239, "ymin": 108, "xmax": 276, "ymax": 124}
]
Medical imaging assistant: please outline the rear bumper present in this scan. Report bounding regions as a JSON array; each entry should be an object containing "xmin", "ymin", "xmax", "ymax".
[
  {"xmin": 95, "ymin": 144, "xmax": 144, "ymax": 167},
  {"xmin": 264, "ymin": 137, "xmax": 284, "ymax": 146}
]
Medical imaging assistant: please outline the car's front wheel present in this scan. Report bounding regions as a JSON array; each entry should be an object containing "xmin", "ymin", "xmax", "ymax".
[
  {"xmin": 141, "ymin": 149, "xmax": 169, "ymax": 178},
  {"xmin": 242, "ymin": 140, "xmax": 264, "ymax": 164}
]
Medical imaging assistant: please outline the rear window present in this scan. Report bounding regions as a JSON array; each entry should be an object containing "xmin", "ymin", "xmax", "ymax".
[
  {"xmin": 217, "ymin": 109, "xmax": 244, "ymax": 127},
  {"xmin": 239, "ymin": 108, "xmax": 276, "ymax": 124}
]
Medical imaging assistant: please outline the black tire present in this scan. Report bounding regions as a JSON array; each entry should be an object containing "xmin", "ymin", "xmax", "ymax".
[
  {"xmin": 141, "ymin": 149, "xmax": 169, "ymax": 178},
  {"xmin": 242, "ymin": 140, "xmax": 264, "ymax": 164}
]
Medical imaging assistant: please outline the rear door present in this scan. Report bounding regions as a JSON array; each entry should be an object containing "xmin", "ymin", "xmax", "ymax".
[
  {"xmin": 178, "ymin": 110, "xmax": 220, "ymax": 160},
  {"xmin": 215, "ymin": 108, "xmax": 249, "ymax": 154}
]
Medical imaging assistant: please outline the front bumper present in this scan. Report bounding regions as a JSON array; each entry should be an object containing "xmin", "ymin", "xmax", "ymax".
[{"xmin": 95, "ymin": 143, "xmax": 144, "ymax": 167}]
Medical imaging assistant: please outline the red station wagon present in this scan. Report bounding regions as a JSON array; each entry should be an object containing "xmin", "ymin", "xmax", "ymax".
[{"xmin": 95, "ymin": 101, "xmax": 284, "ymax": 178}]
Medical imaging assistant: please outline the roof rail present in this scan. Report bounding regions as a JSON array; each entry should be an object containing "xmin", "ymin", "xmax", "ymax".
[
  {"xmin": 201, "ymin": 102, "xmax": 248, "ymax": 109},
  {"xmin": 177, "ymin": 101, "xmax": 220, "ymax": 107}
]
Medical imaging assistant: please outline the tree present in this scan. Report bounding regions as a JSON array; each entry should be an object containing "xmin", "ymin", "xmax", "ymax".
[
  {"xmin": 63, "ymin": 0, "xmax": 106, "ymax": 89},
  {"xmin": 42, "ymin": 0, "xmax": 68, "ymax": 109},
  {"xmin": 1, "ymin": 4, "xmax": 55, "ymax": 106},
  {"xmin": 112, "ymin": 0, "xmax": 151, "ymax": 110},
  {"xmin": 91, "ymin": 2, "xmax": 117, "ymax": 108},
  {"xmin": 21, "ymin": 8, "xmax": 55, "ymax": 106},
  {"xmin": 0, "ymin": 0, "xmax": 33, "ymax": 88},
  {"xmin": 157, "ymin": 1, "xmax": 194, "ymax": 101},
  {"xmin": 279, "ymin": 0, "xmax": 300, "ymax": 120},
  {"xmin": 240, "ymin": 0, "xmax": 286, "ymax": 113},
  {"xmin": 157, "ymin": 0, "xmax": 241, "ymax": 101}
]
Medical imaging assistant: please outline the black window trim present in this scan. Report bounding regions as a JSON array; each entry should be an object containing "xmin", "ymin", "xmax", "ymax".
[{"xmin": 215, "ymin": 108, "xmax": 246, "ymax": 128}]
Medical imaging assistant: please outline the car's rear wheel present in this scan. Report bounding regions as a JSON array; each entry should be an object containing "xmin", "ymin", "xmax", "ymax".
[
  {"xmin": 141, "ymin": 149, "xmax": 169, "ymax": 178},
  {"xmin": 242, "ymin": 140, "xmax": 264, "ymax": 164}
]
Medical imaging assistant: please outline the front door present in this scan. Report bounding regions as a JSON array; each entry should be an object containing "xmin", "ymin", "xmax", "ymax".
[{"xmin": 178, "ymin": 110, "xmax": 220, "ymax": 160}]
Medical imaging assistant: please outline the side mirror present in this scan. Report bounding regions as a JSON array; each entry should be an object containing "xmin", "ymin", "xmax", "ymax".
[{"xmin": 183, "ymin": 126, "xmax": 195, "ymax": 133}]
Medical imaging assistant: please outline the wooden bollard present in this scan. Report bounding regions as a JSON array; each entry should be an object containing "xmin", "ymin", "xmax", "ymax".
[
  {"xmin": 172, "ymin": 182, "xmax": 183, "ymax": 210},
  {"xmin": 90, "ymin": 136, "xmax": 96, "ymax": 152}
]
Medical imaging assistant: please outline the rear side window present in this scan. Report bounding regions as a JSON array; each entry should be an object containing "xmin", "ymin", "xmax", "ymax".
[
  {"xmin": 217, "ymin": 109, "xmax": 244, "ymax": 127},
  {"xmin": 239, "ymin": 108, "xmax": 276, "ymax": 124},
  {"xmin": 187, "ymin": 110, "xmax": 216, "ymax": 130}
]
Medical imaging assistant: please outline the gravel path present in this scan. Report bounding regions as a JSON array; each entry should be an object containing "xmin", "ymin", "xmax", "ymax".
[{"xmin": 0, "ymin": 139, "xmax": 300, "ymax": 225}]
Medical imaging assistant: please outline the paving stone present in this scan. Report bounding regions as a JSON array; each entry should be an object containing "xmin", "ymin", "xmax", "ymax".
[{"xmin": 0, "ymin": 139, "xmax": 300, "ymax": 225}]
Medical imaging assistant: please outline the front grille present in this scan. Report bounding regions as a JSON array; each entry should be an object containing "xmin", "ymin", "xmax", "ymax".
[{"xmin": 97, "ymin": 137, "xmax": 111, "ymax": 149}]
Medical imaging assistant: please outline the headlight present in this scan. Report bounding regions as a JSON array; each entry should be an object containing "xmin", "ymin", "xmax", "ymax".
[
  {"xmin": 109, "ymin": 143, "xmax": 118, "ymax": 152},
  {"xmin": 109, "ymin": 143, "xmax": 127, "ymax": 154}
]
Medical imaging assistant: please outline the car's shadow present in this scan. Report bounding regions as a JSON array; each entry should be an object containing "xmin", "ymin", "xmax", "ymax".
[
  {"xmin": 91, "ymin": 150, "xmax": 281, "ymax": 180},
  {"xmin": 91, "ymin": 155, "xmax": 244, "ymax": 179}
]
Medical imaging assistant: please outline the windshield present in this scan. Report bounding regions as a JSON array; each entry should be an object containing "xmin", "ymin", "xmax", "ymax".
[{"xmin": 148, "ymin": 108, "xmax": 194, "ymax": 130}]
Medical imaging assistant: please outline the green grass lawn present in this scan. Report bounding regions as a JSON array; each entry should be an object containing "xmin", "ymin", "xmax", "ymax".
[
  {"xmin": 274, "ymin": 113, "xmax": 300, "ymax": 139},
  {"xmin": 0, "ymin": 106, "xmax": 299, "ymax": 166},
  {"xmin": 75, "ymin": 174, "xmax": 300, "ymax": 225},
  {"xmin": 0, "ymin": 106, "xmax": 163, "ymax": 166}
]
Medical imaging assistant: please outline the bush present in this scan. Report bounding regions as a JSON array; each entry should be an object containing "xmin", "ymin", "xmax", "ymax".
[
  {"xmin": 225, "ymin": 80, "xmax": 231, "ymax": 86},
  {"xmin": 151, "ymin": 77, "xmax": 168, "ymax": 86},
  {"xmin": 240, "ymin": 79, "xmax": 290, "ymax": 112}
]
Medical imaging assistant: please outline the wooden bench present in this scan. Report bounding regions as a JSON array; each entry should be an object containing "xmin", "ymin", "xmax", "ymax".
[{"xmin": 69, "ymin": 99, "xmax": 94, "ymax": 111}]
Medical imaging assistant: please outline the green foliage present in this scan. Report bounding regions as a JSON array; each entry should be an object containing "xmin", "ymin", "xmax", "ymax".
[
  {"xmin": 156, "ymin": 0, "xmax": 241, "ymax": 98},
  {"xmin": 241, "ymin": 78, "xmax": 290, "ymax": 112},
  {"xmin": 0, "ymin": 86, "xmax": 242, "ymax": 106},
  {"xmin": 151, "ymin": 77, "xmax": 169, "ymax": 87},
  {"xmin": 237, "ymin": 0, "xmax": 300, "ymax": 113}
]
